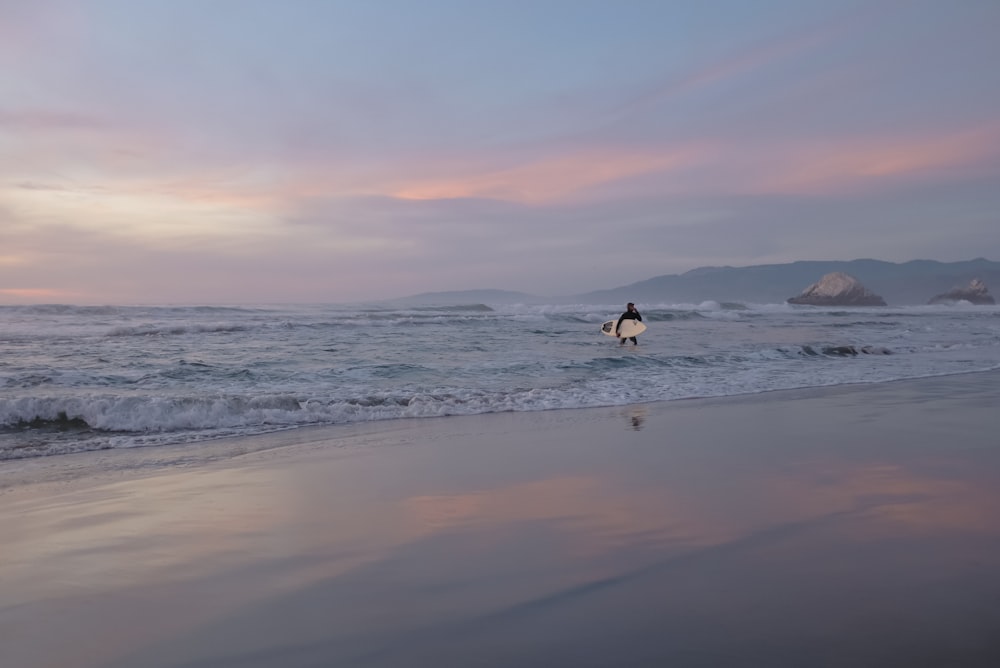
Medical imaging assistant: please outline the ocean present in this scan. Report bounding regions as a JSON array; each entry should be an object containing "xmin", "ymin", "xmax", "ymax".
[{"xmin": 2, "ymin": 300, "xmax": 998, "ymax": 461}]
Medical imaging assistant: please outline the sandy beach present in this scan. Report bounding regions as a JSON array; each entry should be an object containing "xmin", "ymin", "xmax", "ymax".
[{"xmin": 3, "ymin": 372, "xmax": 1000, "ymax": 667}]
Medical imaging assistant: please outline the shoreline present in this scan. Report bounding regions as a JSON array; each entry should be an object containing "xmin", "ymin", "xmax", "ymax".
[
  {"xmin": 3, "ymin": 367, "xmax": 998, "ymax": 493},
  {"xmin": 3, "ymin": 370, "xmax": 1000, "ymax": 666}
]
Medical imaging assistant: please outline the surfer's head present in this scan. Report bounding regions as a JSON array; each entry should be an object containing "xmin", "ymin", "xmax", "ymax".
[{"xmin": 627, "ymin": 302, "xmax": 635, "ymax": 310}]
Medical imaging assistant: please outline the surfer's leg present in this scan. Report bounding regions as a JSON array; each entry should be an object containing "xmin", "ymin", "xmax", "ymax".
[
  {"xmin": 619, "ymin": 337, "xmax": 626, "ymax": 345},
  {"xmin": 630, "ymin": 337, "xmax": 638, "ymax": 345}
]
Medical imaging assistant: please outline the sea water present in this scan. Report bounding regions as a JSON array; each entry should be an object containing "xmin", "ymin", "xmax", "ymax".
[{"xmin": 1, "ymin": 301, "xmax": 998, "ymax": 461}]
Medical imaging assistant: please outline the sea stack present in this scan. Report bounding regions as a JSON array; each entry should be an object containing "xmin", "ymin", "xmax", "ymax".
[
  {"xmin": 787, "ymin": 272, "xmax": 887, "ymax": 306},
  {"xmin": 927, "ymin": 279, "xmax": 996, "ymax": 305}
]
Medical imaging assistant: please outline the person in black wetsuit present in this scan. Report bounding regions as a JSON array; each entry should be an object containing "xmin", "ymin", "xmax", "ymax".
[{"xmin": 616, "ymin": 302, "xmax": 642, "ymax": 345}]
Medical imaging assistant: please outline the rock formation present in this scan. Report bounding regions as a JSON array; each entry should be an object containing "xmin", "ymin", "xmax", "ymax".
[
  {"xmin": 811, "ymin": 345, "xmax": 892, "ymax": 356},
  {"xmin": 927, "ymin": 279, "xmax": 995, "ymax": 305},
  {"xmin": 787, "ymin": 272, "xmax": 887, "ymax": 306},
  {"xmin": 800, "ymin": 344, "xmax": 893, "ymax": 356}
]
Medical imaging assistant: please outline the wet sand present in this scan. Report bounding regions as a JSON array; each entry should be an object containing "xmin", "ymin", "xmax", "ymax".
[{"xmin": 3, "ymin": 372, "xmax": 1000, "ymax": 667}]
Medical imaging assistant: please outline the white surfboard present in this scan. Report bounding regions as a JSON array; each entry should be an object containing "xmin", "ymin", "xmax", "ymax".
[{"xmin": 601, "ymin": 319, "xmax": 647, "ymax": 338}]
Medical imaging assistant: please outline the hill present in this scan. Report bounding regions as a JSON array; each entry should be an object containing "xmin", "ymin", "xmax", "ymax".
[
  {"xmin": 388, "ymin": 289, "xmax": 544, "ymax": 306},
  {"xmin": 389, "ymin": 259, "xmax": 1000, "ymax": 306},
  {"xmin": 568, "ymin": 258, "xmax": 1000, "ymax": 305}
]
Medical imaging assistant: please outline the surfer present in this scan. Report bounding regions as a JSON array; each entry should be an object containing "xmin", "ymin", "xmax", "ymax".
[{"xmin": 616, "ymin": 302, "xmax": 642, "ymax": 345}]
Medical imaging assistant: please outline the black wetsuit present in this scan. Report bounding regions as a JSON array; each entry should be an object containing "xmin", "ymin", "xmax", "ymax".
[{"xmin": 616, "ymin": 309, "xmax": 642, "ymax": 345}]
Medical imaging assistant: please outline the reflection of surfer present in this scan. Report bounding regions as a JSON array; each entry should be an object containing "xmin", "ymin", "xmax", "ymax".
[
  {"xmin": 626, "ymin": 407, "xmax": 646, "ymax": 431},
  {"xmin": 616, "ymin": 302, "xmax": 642, "ymax": 345}
]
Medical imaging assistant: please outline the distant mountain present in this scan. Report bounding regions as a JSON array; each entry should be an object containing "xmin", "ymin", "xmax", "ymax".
[
  {"xmin": 568, "ymin": 258, "xmax": 1000, "ymax": 305},
  {"xmin": 390, "ymin": 288, "xmax": 544, "ymax": 306},
  {"xmin": 388, "ymin": 259, "xmax": 1000, "ymax": 306}
]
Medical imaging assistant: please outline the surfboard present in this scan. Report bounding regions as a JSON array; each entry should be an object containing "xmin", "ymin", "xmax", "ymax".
[{"xmin": 601, "ymin": 319, "xmax": 647, "ymax": 338}]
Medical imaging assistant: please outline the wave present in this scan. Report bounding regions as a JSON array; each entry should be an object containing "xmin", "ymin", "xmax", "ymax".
[
  {"xmin": 0, "ymin": 304, "xmax": 127, "ymax": 316},
  {"xmin": 410, "ymin": 303, "xmax": 495, "ymax": 312},
  {"xmin": 7, "ymin": 411, "xmax": 91, "ymax": 431},
  {"xmin": 3, "ymin": 301, "xmax": 997, "ymax": 463},
  {"xmin": 827, "ymin": 321, "xmax": 902, "ymax": 328},
  {"xmin": 106, "ymin": 323, "xmax": 251, "ymax": 337},
  {"xmin": 102, "ymin": 312, "xmax": 503, "ymax": 337},
  {"xmin": 6, "ymin": 356, "xmax": 997, "ymax": 462},
  {"xmin": 544, "ymin": 309, "xmax": 721, "ymax": 324},
  {"xmin": 797, "ymin": 345, "xmax": 893, "ymax": 356},
  {"xmin": 643, "ymin": 311, "xmax": 708, "ymax": 322},
  {"xmin": 0, "ymin": 393, "xmax": 306, "ymax": 435},
  {"xmin": 1, "ymin": 373, "xmax": 58, "ymax": 389},
  {"xmin": 2, "ymin": 344, "xmax": 899, "ymax": 427}
]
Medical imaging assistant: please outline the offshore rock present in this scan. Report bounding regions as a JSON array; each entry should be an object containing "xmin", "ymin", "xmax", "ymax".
[
  {"xmin": 815, "ymin": 345, "xmax": 893, "ymax": 356},
  {"xmin": 787, "ymin": 272, "xmax": 887, "ymax": 306},
  {"xmin": 927, "ymin": 279, "xmax": 996, "ymax": 305}
]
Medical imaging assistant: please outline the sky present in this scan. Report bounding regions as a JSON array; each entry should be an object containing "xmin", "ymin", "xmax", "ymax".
[{"xmin": 2, "ymin": 0, "xmax": 999, "ymax": 304}]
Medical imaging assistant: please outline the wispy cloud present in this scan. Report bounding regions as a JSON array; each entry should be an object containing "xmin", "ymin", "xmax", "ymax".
[
  {"xmin": 1, "ymin": 1, "xmax": 998, "ymax": 303},
  {"xmin": 390, "ymin": 145, "xmax": 712, "ymax": 203},
  {"xmin": 14, "ymin": 181, "xmax": 70, "ymax": 191},
  {"xmin": 0, "ymin": 255, "xmax": 28, "ymax": 267},
  {"xmin": 0, "ymin": 287, "xmax": 72, "ymax": 300},
  {"xmin": 742, "ymin": 122, "xmax": 1000, "ymax": 195},
  {"xmin": 613, "ymin": 29, "xmax": 831, "ymax": 124},
  {"xmin": 594, "ymin": 2, "xmax": 882, "ymax": 138},
  {"xmin": 0, "ymin": 108, "xmax": 107, "ymax": 131}
]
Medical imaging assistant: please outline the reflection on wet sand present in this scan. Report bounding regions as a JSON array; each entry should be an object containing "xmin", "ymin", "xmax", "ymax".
[
  {"xmin": 2, "ymin": 372, "xmax": 1000, "ymax": 667},
  {"xmin": 627, "ymin": 406, "xmax": 646, "ymax": 431},
  {"xmin": 398, "ymin": 444, "xmax": 1000, "ymax": 571}
]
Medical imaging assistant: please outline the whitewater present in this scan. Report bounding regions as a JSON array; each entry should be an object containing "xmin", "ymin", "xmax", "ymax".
[{"xmin": 2, "ymin": 301, "xmax": 998, "ymax": 460}]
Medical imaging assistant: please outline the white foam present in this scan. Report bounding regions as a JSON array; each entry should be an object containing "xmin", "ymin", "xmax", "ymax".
[{"xmin": 3, "ymin": 301, "xmax": 1000, "ymax": 461}]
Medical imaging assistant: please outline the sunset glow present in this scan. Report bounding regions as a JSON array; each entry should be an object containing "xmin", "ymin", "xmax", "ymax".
[{"xmin": 2, "ymin": 1, "xmax": 998, "ymax": 303}]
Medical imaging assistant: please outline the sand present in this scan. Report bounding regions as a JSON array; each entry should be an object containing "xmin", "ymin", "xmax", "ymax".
[{"xmin": 2, "ymin": 372, "xmax": 1000, "ymax": 667}]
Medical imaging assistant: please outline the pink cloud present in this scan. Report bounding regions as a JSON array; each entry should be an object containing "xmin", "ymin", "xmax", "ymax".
[
  {"xmin": 0, "ymin": 109, "xmax": 107, "ymax": 131},
  {"xmin": 390, "ymin": 145, "xmax": 714, "ymax": 204},
  {"xmin": 0, "ymin": 287, "xmax": 76, "ymax": 302},
  {"xmin": 0, "ymin": 2, "xmax": 86, "ymax": 67},
  {"xmin": 611, "ymin": 16, "xmax": 843, "ymax": 123},
  {"xmin": 742, "ymin": 122, "xmax": 1000, "ymax": 195}
]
